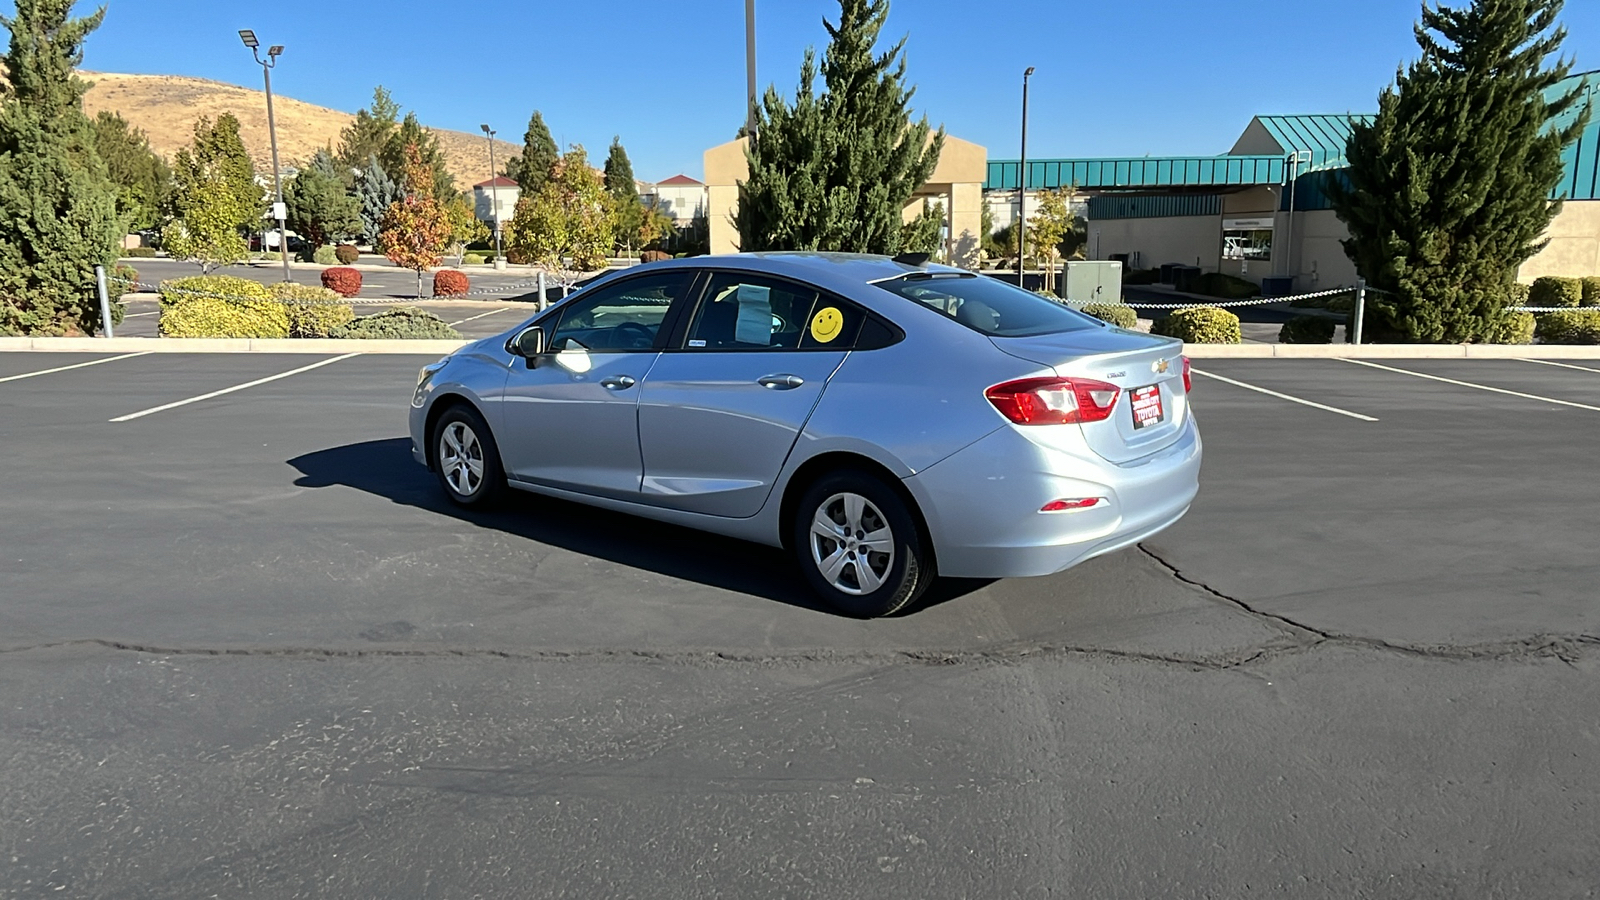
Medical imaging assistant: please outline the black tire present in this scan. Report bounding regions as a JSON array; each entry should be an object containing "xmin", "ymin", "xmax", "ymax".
[
  {"xmin": 791, "ymin": 470, "xmax": 932, "ymax": 617},
  {"xmin": 431, "ymin": 404, "xmax": 507, "ymax": 507}
]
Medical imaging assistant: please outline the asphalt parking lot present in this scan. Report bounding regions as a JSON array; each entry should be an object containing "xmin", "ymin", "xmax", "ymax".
[{"xmin": 2, "ymin": 352, "xmax": 1597, "ymax": 897}]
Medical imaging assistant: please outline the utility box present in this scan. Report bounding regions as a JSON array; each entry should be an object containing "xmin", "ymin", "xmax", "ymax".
[{"xmin": 1061, "ymin": 261, "xmax": 1124, "ymax": 306}]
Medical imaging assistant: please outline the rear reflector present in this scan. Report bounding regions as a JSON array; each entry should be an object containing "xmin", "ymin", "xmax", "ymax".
[
  {"xmin": 1182, "ymin": 356, "xmax": 1192, "ymax": 393},
  {"xmin": 985, "ymin": 377, "xmax": 1121, "ymax": 425},
  {"xmin": 1041, "ymin": 498, "xmax": 1103, "ymax": 512}
]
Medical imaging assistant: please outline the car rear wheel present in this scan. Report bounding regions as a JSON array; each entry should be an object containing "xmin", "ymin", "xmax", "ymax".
[
  {"xmin": 792, "ymin": 471, "xmax": 931, "ymax": 617},
  {"xmin": 433, "ymin": 405, "xmax": 506, "ymax": 507}
]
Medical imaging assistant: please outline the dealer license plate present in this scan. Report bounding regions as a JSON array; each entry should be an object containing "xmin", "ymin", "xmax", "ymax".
[{"xmin": 1130, "ymin": 384, "xmax": 1164, "ymax": 429}]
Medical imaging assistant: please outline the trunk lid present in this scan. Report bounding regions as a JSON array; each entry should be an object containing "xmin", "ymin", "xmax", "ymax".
[{"xmin": 990, "ymin": 328, "xmax": 1189, "ymax": 464}]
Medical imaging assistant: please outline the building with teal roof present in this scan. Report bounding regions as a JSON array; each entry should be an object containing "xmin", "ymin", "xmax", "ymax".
[{"xmin": 985, "ymin": 72, "xmax": 1600, "ymax": 291}]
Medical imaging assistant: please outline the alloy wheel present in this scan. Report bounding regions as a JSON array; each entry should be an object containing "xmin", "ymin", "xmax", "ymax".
[
  {"xmin": 438, "ymin": 421, "xmax": 485, "ymax": 498},
  {"xmin": 809, "ymin": 492, "xmax": 895, "ymax": 595}
]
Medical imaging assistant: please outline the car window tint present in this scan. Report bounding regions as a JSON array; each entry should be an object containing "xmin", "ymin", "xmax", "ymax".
[
  {"xmin": 796, "ymin": 296, "xmax": 865, "ymax": 350},
  {"xmin": 548, "ymin": 272, "xmax": 692, "ymax": 352},
  {"xmin": 685, "ymin": 274, "xmax": 819, "ymax": 351},
  {"xmin": 875, "ymin": 273, "xmax": 1099, "ymax": 337}
]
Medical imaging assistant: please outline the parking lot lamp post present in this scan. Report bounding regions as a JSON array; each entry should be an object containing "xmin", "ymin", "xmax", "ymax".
[
  {"xmin": 480, "ymin": 125, "xmax": 504, "ymax": 265},
  {"xmin": 1018, "ymin": 66, "xmax": 1034, "ymax": 287},
  {"xmin": 240, "ymin": 30, "xmax": 291, "ymax": 284}
]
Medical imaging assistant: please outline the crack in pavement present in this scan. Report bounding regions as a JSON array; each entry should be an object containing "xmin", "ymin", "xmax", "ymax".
[{"xmin": 1135, "ymin": 544, "xmax": 1599, "ymax": 667}]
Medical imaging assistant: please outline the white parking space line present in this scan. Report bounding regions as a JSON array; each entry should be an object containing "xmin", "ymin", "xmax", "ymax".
[
  {"xmin": 0, "ymin": 351, "xmax": 152, "ymax": 384},
  {"xmin": 109, "ymin": 353, "xmax": 362, "ymax": 422},
  {"xmin": 447, "ymin": 307, "xmax": 519, "ymax": 327},
  {"xmin": 1516, "ymin": 358, "xmax": 1600, "ymax": 375},
  {"xmin": 121, "ymin": 311, "xmax": 159, "ymax": 318},
  {"xmin": 1191, "ymin": 368, "xmax": 1379, "ymax": 421},
  {"xmin": 1340, "ymin": 358, "xmax": 1600, "ymax": 412}
]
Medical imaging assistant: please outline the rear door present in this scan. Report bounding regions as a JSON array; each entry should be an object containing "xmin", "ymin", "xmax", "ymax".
[
  {"xmin": 635, "ymin": 272, "xmax": 862, "ymax": 517},
  {"xmin": 499, "ymin": 269, "xmax": 697, "ymax": 499}
]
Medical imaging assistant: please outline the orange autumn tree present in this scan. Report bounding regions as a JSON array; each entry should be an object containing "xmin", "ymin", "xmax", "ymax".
[{"xmin": 378, "ymin": 143, "xmax": 451, "ymax": 298}]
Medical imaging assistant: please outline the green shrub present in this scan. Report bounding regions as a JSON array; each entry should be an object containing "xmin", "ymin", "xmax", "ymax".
[
  {"xmin": 267, "ymin": 282, "xmax": 354, "ymax": 337},
  {"xmin": 335, "ymin": 244, "xmax": 360, "ymax": 265},
  {"xmin": 1080, "ymin": 303, "xmax": 1138, "ymax": 328},
  {"xmin": 121, "ymin": 246, "xmax": 157, "ymax": 258},
  {"xmin": 462, "ymin": 253, "xmax": 485, "ymax": 265},
  {"xmin": 1534, "ymin": 309, "xmax": 1600, "ymax": 344},
  {"xmin": 331, "ymin": 306, "xmax": 462, "ymax": 340},
  {"xmin": 1528, "ymin": 276, "xmax": 1582, "ymax": 309},
  {"xmin": 257, "ymin": 251, "xmax": 281, "ymax": 262},
  {"xmin": 1151, "ymin": 307, "xmax": 1242, "ymax": 343},
  {"xmin": 158, "ymin": 275, "xmax": 289, "ymax": 338},
  {"xmin": 1482, "ymin": 310, "xmax": 1535, "ymax": 344},
  {"xmin": 312, "ymin": 245, "xmax": 338, "ymax": 266},
  {"xmin": 1194, "ymin": 272, "xmax": 1259, "ymax": 300},
  {"xmin": 1278, "ymin": 314, "xmax": 1336, "ymax": 344},
  {"xmin": 1581, "ymin": 277, "xmax": 1600, "ymax": 307}
]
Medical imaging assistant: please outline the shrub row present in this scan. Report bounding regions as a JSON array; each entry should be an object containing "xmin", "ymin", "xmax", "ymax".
[
  {"xmin": 1534, "ymin": 309, "xmax": 1600, "ymax": 344},
  {"xmin": 1485, "ymin": 310, "xmax": 1536, "ymax": 345},
  {"xmin": 321, "ymin": 267, "xmax": 362, "ymax": 298},
  {"xmin": 1529, "ymin": 276, "xmax": 1584, "ymax": 308},
  {"xmin": 311, "ymin": 245, "xmax": 338, "ymax": 266},
  {"xmin": 1278, "ymin": 314, "xmax": 1336, "ymax": 344},
  {"xmin": 1079, "ymin": 303, "xmax": 1138, "ymax": 329},
  {"xmin": 121, "ymin": 246, "xmax": 158, "ymax": 258},
  {"xmin": 331, "ymin": 307, "xmax": 461, "ymax": 340},
  {"xmin": 1151, "ymin": 307, "xmax": 1241, "ymax": 344},
  {"xmin": 156, "ymin": 276, "xmax": 362, "ymax": 339}
]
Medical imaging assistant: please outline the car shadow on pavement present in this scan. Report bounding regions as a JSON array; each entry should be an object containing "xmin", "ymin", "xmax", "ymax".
[{"xmin": 287, "ymin": 438, "xmax": 987, "ymax": 617}]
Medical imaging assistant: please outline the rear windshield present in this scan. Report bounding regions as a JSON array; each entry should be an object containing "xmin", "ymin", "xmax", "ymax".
[{"xmin": 875, "ymin": 273, "xmax": 1100, "ymax": 337}]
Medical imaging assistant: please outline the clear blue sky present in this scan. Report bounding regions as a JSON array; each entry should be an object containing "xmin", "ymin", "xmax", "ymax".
[{"xmin": 44, "ymin": 0, "xmax": 1600, "ymax": 180}]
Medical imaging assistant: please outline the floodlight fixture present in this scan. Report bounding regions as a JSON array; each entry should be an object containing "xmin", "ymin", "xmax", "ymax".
[
  {"xmin": 238, "ymin": 29, "xmax": 258, "ymax": 48},
  {"xmin": 268, "ymin": 45, "xmax": 283, "ymax": 58}
]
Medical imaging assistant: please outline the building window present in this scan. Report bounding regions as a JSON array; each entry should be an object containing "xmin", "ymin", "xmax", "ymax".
[{"xmin": 1222, "ymin": 218, "xmax": 1274, "ymax": 261}]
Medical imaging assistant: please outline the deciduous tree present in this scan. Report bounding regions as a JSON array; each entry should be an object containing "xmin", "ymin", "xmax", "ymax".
[
  {"xmin": 1328, "ymin": 0, "xmax": 1589, "ymax": 342},
  {"xmin": 378, "ymin": 143, "xmax": 451, "ymax": 297},
  {"xmin": 0, "ymin": 0, "xmax": 122, "ymax": 335},
  {"xmin": 1027, "ymin": 188, "xmax": 1075, "ymax": 292},
  {"xmin": 736, "ymin": 0, "xmax": 943, "ymax": 253},
  {"xmin": 163, "ymin": 113, "xmax": 260, "ymax": 273},
  {"xmin": 505, "ymin": 145, "xmax": 616, "ymax": 270}
]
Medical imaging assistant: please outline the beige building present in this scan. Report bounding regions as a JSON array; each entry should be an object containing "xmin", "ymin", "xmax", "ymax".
[
  {"xmin": 640, "ymin": 174, "xmax": 709, "ymax": 226},
  {"xmin": 702, "ymin": 134, "xmax": 989, "ymax": 268}
]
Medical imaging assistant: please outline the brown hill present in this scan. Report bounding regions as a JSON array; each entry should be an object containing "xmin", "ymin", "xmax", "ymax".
[{"xmin": 79, "ymin": 71, "xmax": 519, "ymax": 191}]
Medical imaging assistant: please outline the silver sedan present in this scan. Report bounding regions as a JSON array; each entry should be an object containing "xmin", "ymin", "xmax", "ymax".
[{"xmin": 410, "ymin": 253, "xmax": 1201, "ymax": 617}]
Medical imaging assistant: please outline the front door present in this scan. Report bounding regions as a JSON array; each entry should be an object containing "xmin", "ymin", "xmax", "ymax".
[
  {"xmin": 637, "ymin": 272, "xmax": 866, "ymax": 518},
  {"xmin": 500, "ymin": 270, "xmax": 696, "ymax": 500}
]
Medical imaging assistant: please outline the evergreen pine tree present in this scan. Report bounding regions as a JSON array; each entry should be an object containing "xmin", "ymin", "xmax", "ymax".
[
  {"xmin": 285, "ymin": 149, "xmax": 361, "ymax": 248},
  {"xmin": 505, "ymin": 111, "xmax": 558, "ymax": 194},
  {"xmin": 335, "ymin": 86, "xmax": 400, "ymax": 175},
  {"xmin": 737, "ymin": 0, "xmax": 943, "ymax": 254},
  {"xmin": 1329, "ymin": 0, "xmax": 1589, "ymax": 342},
  {"xmin": 379, "ymin": 112, "xmax": 453, "ymax": 203},
  {"xmin": 0, "ymin": 0, "xmax": 122, "ymax": 335},
  {"xmin": 604, "ymin": 136, "xmax": 644, "ymax": 251},
  {"xmin": 355, "ymin": 154, "xmax": 399, "ymax": 245},
  {"xmin": 603, "ymin": 137, "xmax": 637, "ymax": 201},
  {"xmin": 91, "ymin": 111, "xmax": 171, "ymax": 232}
]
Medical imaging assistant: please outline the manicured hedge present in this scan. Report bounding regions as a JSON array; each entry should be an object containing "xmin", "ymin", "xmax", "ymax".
[
  {"xmin": 121, "ymin": 246, "xmax": 157, "ymax": 258},
  {"xmin": 1582, "ymin": 276, "xmax": 1600, "ymax": 307},
  {"xmin": 268, "ymin": 282, "xmax": 354, "ymax": 337},
  {"xmin": 433, "ymin": 269, "xmax": 470, "ymax": 297},
  {"xmin": 335, "ymin": 244, "xmax": 360, "ymax": 265},
  {"xmin": 462, "ymin": 253, "xmax": 486, "ymax": 265},
  {"xmin": 321, "ymin": 267, "xmax": 362, "ymax": 298},
  {"xmin": 331, "ymin": 307, "xmax": 462, "ymax": 340},
  {"xmin": 1484, "ymin": 310, "xmax": 1535, "ymax": 345},
  {"xmin": 1080, "ymin": 303, "xmax": 1138, "ymax": 329},
  {"xmin": 1534, "ymin": 309, "xmax": 1600, "ymax": 344},
  {"xmin": 1528, "ymin": 276, "xmax": 1582, "ymax": 309},
  {"xmin": 1151, "ymin": 307, "xmax": 1242, "ymax": 343},
  {"xmin": 158, "ymin": 275, "xmax": 289, "ymax": 338},
  {"xmin": 1278, "ymin": 314, "xmax": 1336, "ymax": 344}
]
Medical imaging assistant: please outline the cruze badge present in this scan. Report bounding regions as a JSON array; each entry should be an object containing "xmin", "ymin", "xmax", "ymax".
[{"xmin": 1153, "ymin": 358, "xmax": 1171, "ymax": 374}]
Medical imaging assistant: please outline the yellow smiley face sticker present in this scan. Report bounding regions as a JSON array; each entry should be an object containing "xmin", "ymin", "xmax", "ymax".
[{"xmin": 810, "ymin": 307, "xmax": 844, "ymax": 343}]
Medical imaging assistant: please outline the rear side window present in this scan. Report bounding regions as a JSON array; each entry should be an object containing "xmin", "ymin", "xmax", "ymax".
[
  {"xmin": 876, "ymin": 273, "xmax": 1099, "ymax": 337},
  {"xmin": 682, "ymin": 272, "xmax": 876, "ymax": 351}
]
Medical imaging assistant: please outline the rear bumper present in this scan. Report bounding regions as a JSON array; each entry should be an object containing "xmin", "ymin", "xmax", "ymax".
[{"xmin": 903, "ymin": 417, "xmax": 1201, "ymax": 578}]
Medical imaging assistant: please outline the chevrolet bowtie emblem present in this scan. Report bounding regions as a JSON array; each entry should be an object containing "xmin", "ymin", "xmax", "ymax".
[{"xmin": 1153, "ymin": 358, "xmax": 1170, "ymax": 374}]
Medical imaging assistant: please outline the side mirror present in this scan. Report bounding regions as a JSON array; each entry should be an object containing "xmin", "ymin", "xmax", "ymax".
[{"xmin": 507, "ymin": 325, "xmax": 544, "ymax": 367}]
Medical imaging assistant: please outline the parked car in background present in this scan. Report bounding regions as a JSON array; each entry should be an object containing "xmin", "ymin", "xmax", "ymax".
[{"xmin": 408, "ymin": 253, "xmax": 1202, "ymax": 617}]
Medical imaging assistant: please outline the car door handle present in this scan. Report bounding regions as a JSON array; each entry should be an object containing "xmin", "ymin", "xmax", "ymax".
[
  {"xmin": 758, "ymin": 374, "xmax": 805, "ymax": 390},
  {"xmin": 600, "ymin": 375, "xmax": 636, "ymax": 390}
]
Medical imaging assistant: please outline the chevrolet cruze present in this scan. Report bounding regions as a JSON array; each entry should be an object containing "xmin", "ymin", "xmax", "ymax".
[{"xmin": 410, "ymin": 253, "xmax": 1202, "ymax": 617}]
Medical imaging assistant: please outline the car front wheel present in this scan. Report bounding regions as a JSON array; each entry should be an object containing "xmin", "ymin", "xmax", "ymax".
[
  {"xmin": 792, "ymin": 471, "xmax": 931, "ymax": 617},
  {"xmin": 433, "ymin": 405, "xmax": 506, "ymax": 507}
]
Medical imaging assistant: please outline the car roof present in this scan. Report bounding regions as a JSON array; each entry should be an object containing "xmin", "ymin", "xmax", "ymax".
[{"xmin": 633, "ymin": 251, "xmax": 960, "ymax": 286}]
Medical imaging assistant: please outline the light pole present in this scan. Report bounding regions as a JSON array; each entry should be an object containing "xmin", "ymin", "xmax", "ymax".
[
  {"xmin": 480, "ymin": 125, "xmax": 504, "ymax": 265},
  {"xmin": 744, "ymin": 0, "xmax": 758, "ymax": 137},
  {"xmin": 240, "ymin": 30, "xmax": 291, "ymax": 284},
  {"xmin": 1018, "ymin": 66, "xmax": 1034, "ymax": 287}
]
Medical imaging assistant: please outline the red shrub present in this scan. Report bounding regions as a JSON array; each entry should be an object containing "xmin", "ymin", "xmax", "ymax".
[
  {"xmin": 433, "ymin": 269, "xmax": 470, "ymax": 297},
  {"xmin": 639, "ymin": 250, "xmax": 671, "ymax": 263},
  {"xmin": 321, "ymin": 267, "xmax": 363, "ymax": 298},
  {"xmin": 334, "ymin": 244, "xmax": 360, "ymax": 265}
]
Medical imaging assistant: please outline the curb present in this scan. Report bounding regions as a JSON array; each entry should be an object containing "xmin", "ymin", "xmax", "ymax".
[
  {"xmin": 0, "ymin": 337, "xmax": 469, "ymax": 354},
  {"xmin": 1184, "ymin": 344, "xmax": 1600, "ymax": 358}
]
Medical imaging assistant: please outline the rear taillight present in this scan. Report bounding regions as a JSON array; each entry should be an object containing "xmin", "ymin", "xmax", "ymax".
[
  {"xmin": 1182, "ymin": 356, "xmax": 1192, "ymax": 393},
  {"xmin": 985, "ymin": 377, "xmax": 1121, "ymax": 425}
]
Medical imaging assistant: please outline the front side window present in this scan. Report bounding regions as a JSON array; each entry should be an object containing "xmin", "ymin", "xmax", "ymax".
[
  {"xmin": 875, "ymin": 272, "xmax": 1099, "ymax": 337},
  {"xmin": 547, "ymin": 272, "xmax": 692, "ymax": 352},
  {"xmin": 683, "ymin": 273, "xmax": 865, "ymax": 351}
]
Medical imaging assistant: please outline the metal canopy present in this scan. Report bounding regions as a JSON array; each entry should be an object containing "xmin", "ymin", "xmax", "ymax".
[{"xmin": 986, "ymin": 156, "xmax": 1286, "ymax": 192}]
